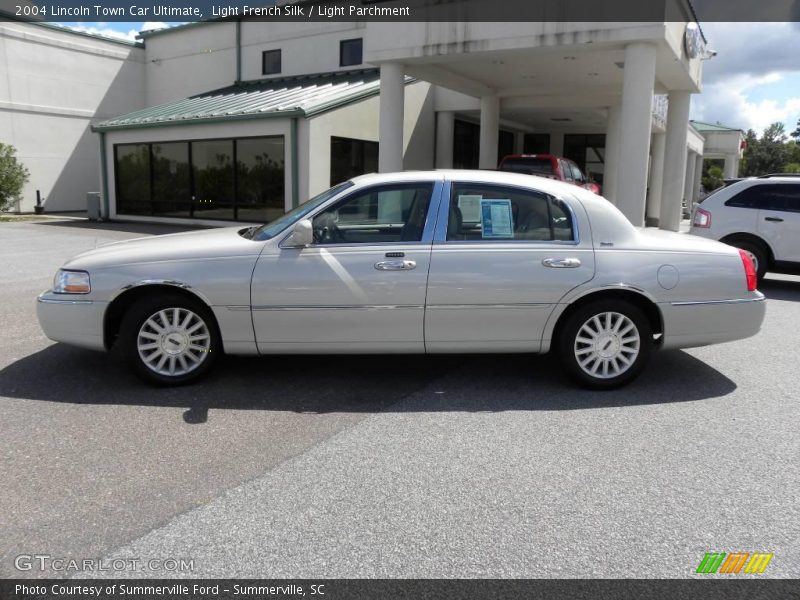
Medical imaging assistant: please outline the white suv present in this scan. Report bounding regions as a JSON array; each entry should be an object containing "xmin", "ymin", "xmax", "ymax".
[{"xmin": 690, "ymin": 175, "xmax": 800, "ymax": 281}]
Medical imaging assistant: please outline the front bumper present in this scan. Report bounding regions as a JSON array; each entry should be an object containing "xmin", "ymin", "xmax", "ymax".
[
  {"xmin": 36, "ymin": 291, "xmax": 108, "ymax": 351},
  {"xmin": 660, "ymin": 292, "xmax": 766, "ymax": 350}
]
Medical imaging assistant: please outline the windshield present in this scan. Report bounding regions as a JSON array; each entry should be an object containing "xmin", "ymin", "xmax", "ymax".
[
  {"xmin": 499, "ymin": 157, "xmax": 555, "ymax": 177},
  {"xmin": 251, "ymin": 181, "xmax": 354, "ymax": 241}
]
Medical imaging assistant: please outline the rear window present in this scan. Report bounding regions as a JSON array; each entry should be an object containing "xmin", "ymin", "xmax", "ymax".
[
  {"xmin": 725, "ymin": 183, "xmax": 800, "ymax": 212},
  {"xmin": 499, "ymin": 157, "xmax": 554, "ymax": 177}
]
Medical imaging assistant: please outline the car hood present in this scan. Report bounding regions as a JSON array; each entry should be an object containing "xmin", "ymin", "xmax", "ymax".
[{"xmin": 63, "ymin": 226, "xmax": 265, "ymax": 270}]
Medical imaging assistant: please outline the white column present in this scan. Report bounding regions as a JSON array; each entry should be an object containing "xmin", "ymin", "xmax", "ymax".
[
  {"xmin": 616, "ymin": 42, "xmax": 657, "ymax": 226},
  {"xmin": 723, "ymin": 153, "xmax": 739, "ymax": 178},
  {"xmin": 660, "ymin": 90, "xmax": 691, "ymax": 231},
  {"xmin": 479, "ymin": 95, "xmax": 500, "ymax": 169},
  {"xmin": 378, "ymin": 62, "xmax": 405, "ymax": 173},
  {"xmin": 646, "ymin": 132, "xmax": 666, "ymax": 226},
  {"xmin": 604, "ymin": 104, "xmax": 622, "ymax": 204},
  {"xmin": 692, "ymin": 153, "xmax": 704, "ymax": 203},
  {"xmin": 435, "ymin": 111, "xmax": 455, "ymax": 169},
  {"xmin": 684, "ymin": 150, "xmax": 697, "ymax": 210}
]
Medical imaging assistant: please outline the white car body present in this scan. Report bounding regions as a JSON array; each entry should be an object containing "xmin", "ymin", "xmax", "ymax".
[
  {"xmin": 37, "ymin": 170, "xmax": 765, "ymax": 388},
  {"xmin": 690, "ymin": 176, "xmax": 800, "ymax": 276}
]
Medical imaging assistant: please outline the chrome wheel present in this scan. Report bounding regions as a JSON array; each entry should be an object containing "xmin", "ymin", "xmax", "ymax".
[
  {"xmin": 574, "ymin": 311, "xmax": 640, "ymax": 380},
  {"xmin": 137, "ymin": 307, "xmax": 210, "ymax": 377}
]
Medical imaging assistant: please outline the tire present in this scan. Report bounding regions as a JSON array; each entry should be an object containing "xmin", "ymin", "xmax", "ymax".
[
  {"xmin": 118, "ymin": 293, "xmax": 221, "ymax": 386},
  {"xmin": 557, "ymin": 299, "xmax": 652, "ymax": 390},
  {"xmin": 731, "ymin": 240, "xmax": 768, "ymax": 283}
]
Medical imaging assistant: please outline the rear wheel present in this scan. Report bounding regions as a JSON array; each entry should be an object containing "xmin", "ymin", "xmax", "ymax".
[
  {"xmin": 557, "ymin": 300, "xmax": 652, "ymax": 389},
  {"xmin": 118, "ymin": 293, "xmax": 220, "ymax": 386}
]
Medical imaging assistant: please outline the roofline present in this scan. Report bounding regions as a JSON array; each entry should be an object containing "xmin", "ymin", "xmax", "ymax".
[
  {"xmin": 91, "ymin": 108, "xmax": 304, "ymax": 132},
  {"xmin": 689, "ymin": 119, "xmax": 744, "ymax": 133},
  {"xmin": 92, "ymin": 70, "xmax": 415, "ymax": 132},
  {"xmin": 136, "ymin": 20, "xmax": 222, "ymax": 40},
  {"xmin": 0, "ymin": 12, "xmax": 143, "ymax": 47}
]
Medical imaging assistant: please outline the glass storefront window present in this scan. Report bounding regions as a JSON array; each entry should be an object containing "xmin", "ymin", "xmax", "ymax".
[
  {"xmin": 192, "ymin": 139, "xmax": 235, "ymax": 221},
  {"xmin": 115, "ymin": 136, "xmax": 286, "ymax": 223},
  {"xmin": 115, "ymin": 144, "xmax": 151, "ymax": 215},
  {"xmin": 237, "ymin": 137, "xmax": 285, "ymax": 223},
  {"xmin": 330, "ymin": 136, "xmax": 378, "ymax": 186},
  {"xmin": 152, "ymin": 142, "xmax": 191, "ymax": 218}
]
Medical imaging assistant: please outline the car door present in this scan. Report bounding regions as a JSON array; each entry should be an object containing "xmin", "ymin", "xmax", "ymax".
[
  {"xmin": 251, "ymin": 180, "xmax": 442, "ymax": 353},
  {"xmin": 756, "ymin": 183, "xmax": 800, "ymax": 263},
  {"xmin": 424, "ymin": 180, "xmax": 595, "ymax": 352}
]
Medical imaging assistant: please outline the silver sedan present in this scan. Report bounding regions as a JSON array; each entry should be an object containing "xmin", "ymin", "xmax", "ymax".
[{"xmin": 37, "ymin": 170, "xmax": 765, "ymax": 389}]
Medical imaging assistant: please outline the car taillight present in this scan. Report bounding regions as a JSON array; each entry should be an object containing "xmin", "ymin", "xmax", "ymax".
[
  {"xmin": 693, "ymin": 207, "xmax": 711, "ymax": 228},
  {"xmin": 738, "ymin": 249, "xmax": 757, "ymax": 292}
]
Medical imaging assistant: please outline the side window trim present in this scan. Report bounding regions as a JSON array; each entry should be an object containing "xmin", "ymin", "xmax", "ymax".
[
  {"xmin": 432, "ymin": 180, "xmax": 580, "ymax": 245},
  {"xmin": 303, "ymin": 180, "xmax": 444, "ymax": 248}
]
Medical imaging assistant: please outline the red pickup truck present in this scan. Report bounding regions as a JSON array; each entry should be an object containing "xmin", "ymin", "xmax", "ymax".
[{"xmin": 498, "ymin": 154, "xmax": 602, "ymax": 195}]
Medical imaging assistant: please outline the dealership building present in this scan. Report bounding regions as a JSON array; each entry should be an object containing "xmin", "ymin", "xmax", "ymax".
[{"xmin": 1, "ymin": 6, "xmax": 714, "ymax": 230}]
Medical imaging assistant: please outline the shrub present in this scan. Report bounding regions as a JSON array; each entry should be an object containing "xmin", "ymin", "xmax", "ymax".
[{"xmin": 0, "ymin": 143, "xmax": 29, "ymax": 212}]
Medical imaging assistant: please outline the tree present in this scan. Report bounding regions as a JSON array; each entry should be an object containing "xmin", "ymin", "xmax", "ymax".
[
  {"xmin": 792, "ymin": 118, "xmax": 800, "ymax": 142},
  {"xmin": 702, "ymin": 164, "xmax": 725, "ymax": 192},
  {"xmin": 0, "ymin": 143, "xmax": 29, "ymax": 212},
  {"xmin": 740, "ymin": 122, "xmax": 792, "ymax": 176}
]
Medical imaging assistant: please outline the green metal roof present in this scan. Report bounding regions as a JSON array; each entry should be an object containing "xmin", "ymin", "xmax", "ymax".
[
  {"xmin": 94, "ymin": 69, "xmax": 406, "ymax": 132},
  {"xmin": 690, "ymin": 120, "xmax": 743, "ymax": 133}
]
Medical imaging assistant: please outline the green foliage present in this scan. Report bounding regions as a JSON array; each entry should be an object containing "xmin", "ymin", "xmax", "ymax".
[
  {"xmin": 740, "ymin": 122, "xmax": 793, "ymax": 177},
  {"xmin": 0, "ymin": 143, "xmax": 29, "ymax": 212},
  {"xmin": 782, "ymin": 163, "xmax": 800, "ymax": 174},
  {"xmin": 702, "ymin": 163, "xmax": 725, "ymax": 192}
]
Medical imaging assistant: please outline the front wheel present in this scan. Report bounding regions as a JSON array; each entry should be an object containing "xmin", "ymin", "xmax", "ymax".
[
  {"xmin": 118, "ymin": 294, "xmax": 221, "ymax": 386},
  {"xmin": 557, "ymin": 300, "xmax": 652, "ymax": 390}
]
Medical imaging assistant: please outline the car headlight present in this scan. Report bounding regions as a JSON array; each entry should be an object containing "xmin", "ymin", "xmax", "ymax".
[{"xmin": 53, "ymin": 269, "xmax": 91, "ymax": 294}]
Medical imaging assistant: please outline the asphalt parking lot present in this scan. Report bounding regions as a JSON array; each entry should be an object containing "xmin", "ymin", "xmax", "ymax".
[{"xmin": 1, "ymin": 218, "xmax": 798, "ymax": 579}]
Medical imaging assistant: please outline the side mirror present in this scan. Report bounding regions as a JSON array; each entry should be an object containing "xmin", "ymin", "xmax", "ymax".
[{"xmin": 289, "ymin": 219, "xmax": 314, "ymax": 247}]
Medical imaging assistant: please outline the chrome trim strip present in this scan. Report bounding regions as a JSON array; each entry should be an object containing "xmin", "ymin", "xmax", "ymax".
[
  {"xmin": 251, "ymin": 304, "xmax": 424, "ymax": 311},
  {"xmin": 225, "ymin": 305, "xmax": 251, "ymax": 311},
  {"xmin": 120, "ymin": 279, "xmax": 192, "ymax": 292},
  {"xmin": 670, "ymin": 297, "xmax": 766, "ymax": 307},
  {"xmin": 426, "ymin": 303, "xmax": 553, "ymax": 310},
  {"xmin": 38, "ymin": 296, "xmax": 94, "ymax": 305}
]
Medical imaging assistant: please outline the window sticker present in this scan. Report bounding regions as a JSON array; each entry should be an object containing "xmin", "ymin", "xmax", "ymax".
[
  {"xmin": 480, "ymin": 199, "xmax": 514, "ymax": 239},
  {"xmin": 457, "ymin": 195, "xmax": 483, "ymax": 223}
]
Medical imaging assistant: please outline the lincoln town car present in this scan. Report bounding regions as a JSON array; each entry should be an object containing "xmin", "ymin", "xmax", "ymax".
[{"xmin": 37, "ymin": 170, "xmax": 765, "ymax": 389}]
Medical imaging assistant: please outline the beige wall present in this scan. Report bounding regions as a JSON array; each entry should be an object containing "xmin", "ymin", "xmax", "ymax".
[
  {"xmin": 0, "ymin": 23, "xmax": 145, "ymax": 212},
  {"xmin": 144, "ymin": 22, "xmax": 237, "ymax": 105}
]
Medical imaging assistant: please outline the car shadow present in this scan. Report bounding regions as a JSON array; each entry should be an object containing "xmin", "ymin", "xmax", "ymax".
[
  {"xmin": 760, "ymin": 276, "xmax": 800, "ymax": 302},
  {"xmin": 30, "ymin": 219, "xmax": 208, "ymax": 236},
  {"xmin": 0, "ymin": 344, "xmax": 736, "ymax": 422}
]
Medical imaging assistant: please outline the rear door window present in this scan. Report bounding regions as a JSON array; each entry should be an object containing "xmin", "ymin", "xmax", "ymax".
[
  {"xmin": 447, "ymin": 182, "xmax": 575, "ymax": 242},
  {"xmin": 726, "ymin": 183, "xmax": 800, "ymax": 211}
]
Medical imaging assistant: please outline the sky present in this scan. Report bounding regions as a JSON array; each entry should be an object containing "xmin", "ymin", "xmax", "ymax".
[{"xmin": 61, "ymin": 21, "xmax": 800, "ymax": 138}]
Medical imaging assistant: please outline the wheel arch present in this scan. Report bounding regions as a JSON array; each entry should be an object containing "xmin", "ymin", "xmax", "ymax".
[
  {"xmin": 545, "ymin": 287, "xmax": 664, "ymax": 353},
  {"xmin": 104, "ymin": 282, "xmax": 219, "ymax": 351}
]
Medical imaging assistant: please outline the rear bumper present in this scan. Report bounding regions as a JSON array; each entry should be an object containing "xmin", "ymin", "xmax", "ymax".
[
  {"xmin": 36, "ymin": 291, "xmax": 107, "ymax": 351},
  {"xmin": 660, "ymin": 293, "xmax": 766, "ymax": 350}
]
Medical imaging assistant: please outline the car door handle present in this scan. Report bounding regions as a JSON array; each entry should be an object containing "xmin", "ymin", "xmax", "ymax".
[
  {"xmin": 542, "ymin": 257, "xmax": 581, "ymax": 268},
  {"xmin": 374, "ymin": 260, "xmax": 416, "ymax": 271},
  {"xmin": 764, "ymin": 216, "xmax": 784, "ymax": 222}
]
